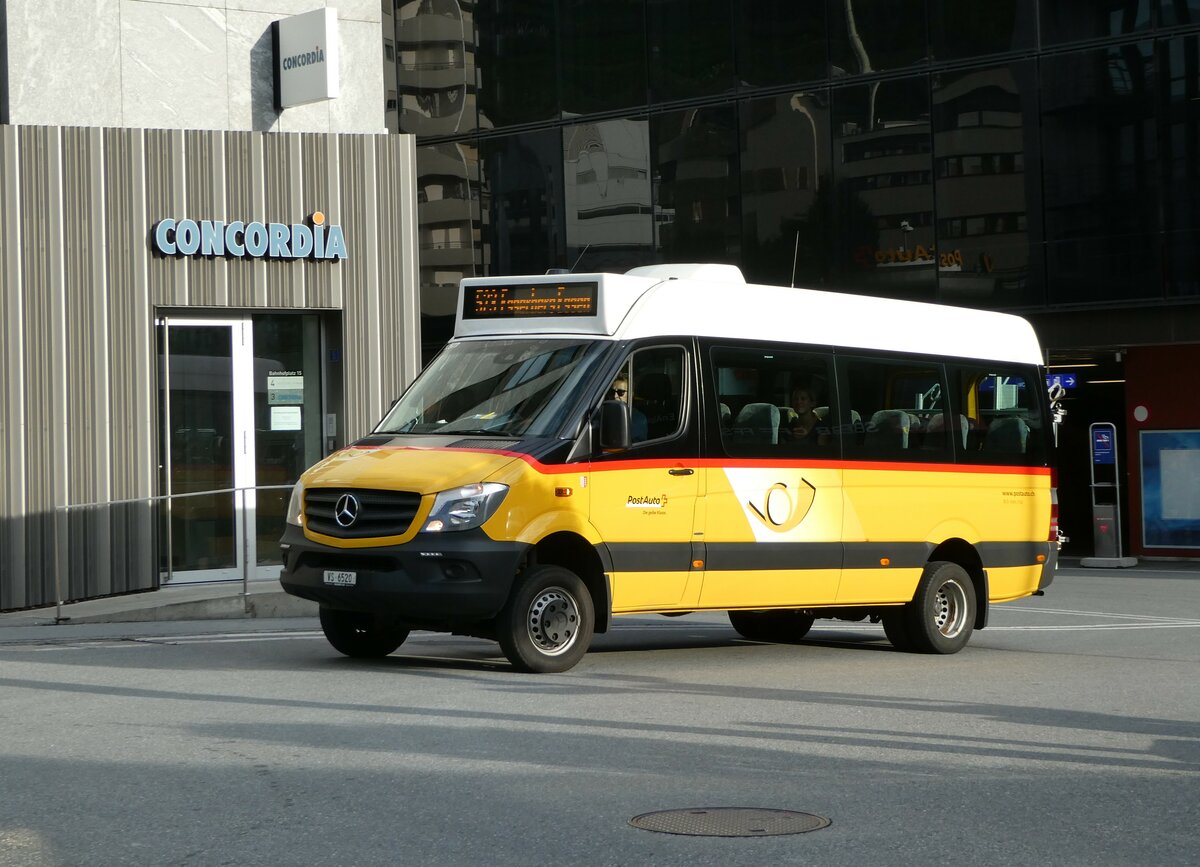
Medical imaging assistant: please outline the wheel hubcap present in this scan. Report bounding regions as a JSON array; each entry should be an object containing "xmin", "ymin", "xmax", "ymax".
[
  {"xmin": 933, "ymin": 579, "xmax": 968, "ymax": 638},
  {"xmin": 526, "ymin": 587, "xmax": 580, "ymax": 656}
]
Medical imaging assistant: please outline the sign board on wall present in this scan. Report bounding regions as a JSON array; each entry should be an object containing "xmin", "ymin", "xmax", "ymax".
[{"xmin": 273, "ymin": 8, "xmax": 340, "ymax": 110}]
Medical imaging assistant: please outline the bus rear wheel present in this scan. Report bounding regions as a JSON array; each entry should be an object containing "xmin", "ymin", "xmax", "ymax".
[
  {"xmin": 496, "ymin": 565, "xmax": 594, "ymax": 673},
  {"xmin": 319, "ymin": 608, "xmax": 410, "ymax": 658},
  {"xmin": 902, "ymin": 561, "xmax": 976, "ymax": 654},
  {"xmin": 728, "ymin": 609, "xmax": 816, "ymax": 644}
]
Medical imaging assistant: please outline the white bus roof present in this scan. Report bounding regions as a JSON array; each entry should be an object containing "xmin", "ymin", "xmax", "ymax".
[{"xmin": 455, "ymin": 265, "xmax": 1044, "ymax": 366}]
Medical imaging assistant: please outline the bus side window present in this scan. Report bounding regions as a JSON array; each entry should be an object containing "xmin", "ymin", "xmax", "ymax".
[
  {"xmin": 950, "ymin": 365, "xmax": 1045, "ymax": 464},
  {"xmin": 710, "ymin": 344, "xmax": 835, "ymax": 457},
  {"xmin": 627, "ymin": 345, "xmax": 687, "ymax": 444},
  {"xmin": 842, "ymin": 357, "xmax": 949, "ymax": 460}
]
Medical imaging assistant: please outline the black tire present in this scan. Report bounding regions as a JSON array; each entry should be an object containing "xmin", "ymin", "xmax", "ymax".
[
  {"xmin": 728, "ymin": 609, "xmax": 816, "ymax": 644},
  {"xmin": 881, "ymin": 610, "xmax": 915, "ymax": 651},
  {"xmin": 903, "ymin": 561, "xmax": 976, "ymax": 654},
  {"xmin": 319, "ymin": 608, "xmax": 410, "ymax": 658},
  {"xmin": 496, "ymin": 565, "xmax": 594, "ymax": 673}
]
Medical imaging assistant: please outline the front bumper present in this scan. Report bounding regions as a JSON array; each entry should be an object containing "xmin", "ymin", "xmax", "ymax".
[{"xmin": 278, "ymin": 523, "xmax": 530, "ymax": 623}]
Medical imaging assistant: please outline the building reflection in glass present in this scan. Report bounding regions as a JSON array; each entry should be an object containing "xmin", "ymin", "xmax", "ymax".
[
  {"xmin": 738, "ymin": 92, "xmax": 831, "ymax": 287},
  {"xmin": 652, "ymin": 107, "xmax": 741, "ymax": 265},
  {"xmin": 416, "ymin": 141, "xmax": 483, "ymax": 358},
  {"xmin": 563, "ymin": 120, "xmax": 654, "ymax": 273},
  {"xmin": 480, "ymin": 131, "xmax": 565, "ymax": 277},
  {"xmin": 394, "ymin": 0, "xmax": 478, "ymax": 137},
  {"xmin": 933, "ymin": 62, "xmax": 1043, "ymax": 308},
  {"xmin": 832, "ymin": 77, "xmax": 936, "ymax": 301}
]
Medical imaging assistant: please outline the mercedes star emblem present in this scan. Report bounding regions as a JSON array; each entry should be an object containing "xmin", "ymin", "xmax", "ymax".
[{"xmin": 334, "ymin": 493, "xmax": 360, "ymax": 528}]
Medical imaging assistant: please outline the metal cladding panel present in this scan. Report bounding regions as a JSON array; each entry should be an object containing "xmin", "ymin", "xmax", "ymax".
[
  {"xmin": 263, "ymin": 134, "xmax": 304, "ymax": 308},
  {"xmin": 0, "ymin": 124, "xmax": 420, "ymax": 612},
  {"xmin": 61, "ymin": 127, "xmax": 114, "ymax": 597},
  {"xmin": 0, "ymin": 127, "xmax": 28, "ymax": 609},
  {"xmin": 224, "ymin": 130, "xmax": 267, "ymax": 308},
  {"xmin": 145, "ymin": 129, "xmax": 187, "ymax": 307},
  {"xmin": 104, "ymin": 128, "xmax": 154, "ymax": 503},
  {"xmin": 300, "ymin": 133, "xmax": 339, "ymax": 308},
  {"xmin": 377, "ymin": 135, "xmax": 422, "ymax": 388},
  {"xmin": 100, "ymin": 128, "xmax": 156, "ymax": 597},
  {"xmin": 339, "ymin": 134, "xmax": 382, "ymax": 442},
  {"xmin": 17, "ymin": 126, "xmax": 66, "ymax": 607},
  {"xmin": 184, "ymin": 129, "xmax": 228, "ymax": 307}
]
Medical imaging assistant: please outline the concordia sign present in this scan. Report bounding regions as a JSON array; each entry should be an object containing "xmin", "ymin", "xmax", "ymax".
[
  {"xmin": 152, "ymin": 212, "xmax": 348, "ymax": 261},
  {"xmin": 274, "ymin": 8, "xmax": 339, "ymax": 109}
]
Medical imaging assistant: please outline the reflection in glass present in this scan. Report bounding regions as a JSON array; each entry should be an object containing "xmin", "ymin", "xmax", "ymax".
[
  {"xmin": 735, "ymin": 1, "xmax": 827, "ymax": 87},
  {"xmin": 476, "ymin": 0, "xmax": 558, "ymax": 128},
  {"xmin": 928, "ymin": 0, "xmax": 1035, "ymax": 62},
  {"xmin": 739, "ymin": 92, "xmax": 832, "ymax": 287},
  {"xmin": 395, "ymin": 0, "xmax": 478, "ymax": 136},
  {"xmin": 560, "ymin": 0, "xmax": 647, "ymax": 116},
  {"xmin": 1159, "ymin": 0, "xmax": 1200, "ymax": 25},
  {"xmin": 377, "ymin": 338, "xmax": 610, "ymax": 437},
  {"xmin": 164, "ymin": 326, "xmax": 236, "ymax": 573},
  {"xmin": 417, "ymin": 141, "xmax": 483, "ymax": 329},
  {"xmin": 652, "ymin": 107, "xmax": 741, "ymax": 265},
  {"xmin": 647, "ymin": 0, "xmax": 735, "ymax": 102},
  {"xmin": 828, "ymin": 0, "xmax": 928, "ymax": 78},
  {"xmin": 252, "ymin": 315, "xmax": 323, "ymax": 565},
  {"xmin": 1162, "ymin": 35, "xmax": 1200, "ymax": 297},
  {"xmin": 831, "ymin": 78, "xmax": 935, "ymax": 300},
  {"xmin": 932, "ymin": 62, "xmax": 1043, "ymax": 308},
  {"xmin": 1041, "ymin": 43, "xmax": 1160, "ymax": 303},
  {"xmin": 1040, "ymin": 0, "xmax": 1152, "ymax": 46},
  {"xmin": 563, "ymin": 119, "xmax": 654, "ymax": 274},
  {"xmin": 480, "ymin": 131, "xmax": 567, "ymax": 276}
]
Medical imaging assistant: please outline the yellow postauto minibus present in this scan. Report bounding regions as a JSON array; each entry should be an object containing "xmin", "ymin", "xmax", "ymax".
[{"xmin": 280, "ymin": 263, "xmax": 1057, "ymax": 672}]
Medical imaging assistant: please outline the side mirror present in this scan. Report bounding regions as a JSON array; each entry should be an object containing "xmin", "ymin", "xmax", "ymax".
[{"xmin": 598, "ymin": 400, "xmax": 631, "ymax": 451}]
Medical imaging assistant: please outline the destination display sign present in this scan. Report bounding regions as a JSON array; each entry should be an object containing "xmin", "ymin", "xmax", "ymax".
[{"xmin": 463, "ymin": 282, "xmax": 598, "ymax": 319}]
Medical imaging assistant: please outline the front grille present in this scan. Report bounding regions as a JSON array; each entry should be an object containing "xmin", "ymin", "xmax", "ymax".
[{"xmin": 304, "ymin": 488, "xmax": 422, "ymax": 539}]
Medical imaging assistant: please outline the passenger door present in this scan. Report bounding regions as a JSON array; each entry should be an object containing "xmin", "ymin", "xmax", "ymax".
[
  {"xmin": 588, "ymin": 344, "xmax": 703, "ymax": 610},
  {"xmin": 697, "ymin": 342, "xmax": 844, "ymax": 608}
]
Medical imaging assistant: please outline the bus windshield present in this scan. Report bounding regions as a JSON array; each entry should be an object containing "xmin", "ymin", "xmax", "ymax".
[{"xmin": 376, "ymin": 338, "xmax": 609, "ymax": 437}]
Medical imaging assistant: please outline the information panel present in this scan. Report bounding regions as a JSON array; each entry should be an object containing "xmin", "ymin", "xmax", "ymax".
[{"xmin": 462, "ymin": 282, "xmax": 598, "ymax": 319}]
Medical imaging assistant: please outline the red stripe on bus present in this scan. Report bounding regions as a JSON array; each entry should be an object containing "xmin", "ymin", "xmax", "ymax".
[{"xmin": 341, "ymin": 444, "xmax": 1051, "ymax": 477}]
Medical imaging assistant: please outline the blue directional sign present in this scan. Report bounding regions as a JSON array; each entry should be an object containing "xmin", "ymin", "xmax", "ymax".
[
  {"xmin": 1092, "ymin": 424, "xmax": 1116, "ymax": 465},
  {"xmin": 1046, "ymin": 372, "xmax": 1078, "ymax": 389}
]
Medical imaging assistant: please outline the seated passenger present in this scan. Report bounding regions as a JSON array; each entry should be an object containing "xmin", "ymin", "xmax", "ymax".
[{"xmin": 780, "ymin": 382, "xmax": 829, "ymax": 445}]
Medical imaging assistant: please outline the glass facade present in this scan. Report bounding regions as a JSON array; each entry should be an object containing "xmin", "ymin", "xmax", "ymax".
[{"xmin": 391, "ymin": 0, "xmax": 1200, "ymax": 354}]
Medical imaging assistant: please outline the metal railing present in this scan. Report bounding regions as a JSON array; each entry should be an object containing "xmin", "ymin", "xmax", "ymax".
[{"xmin": 51, "ymin": 484, "xmax": 296, "ymax": 623}]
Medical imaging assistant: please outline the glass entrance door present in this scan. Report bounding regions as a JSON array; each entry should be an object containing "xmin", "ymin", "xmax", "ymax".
[
  {"xmin": 159, "ymin": 314, "xmax": 332, "ymax": 584},
  {"xmin": 161, "ymin": 319, "xmax": 257, "ymax": 583}
]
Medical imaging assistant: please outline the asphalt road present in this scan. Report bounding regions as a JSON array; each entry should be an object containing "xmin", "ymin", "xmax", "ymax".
[{"xmin": 1, "ymin": 567, "xmax": 1197, "ymax": 866}]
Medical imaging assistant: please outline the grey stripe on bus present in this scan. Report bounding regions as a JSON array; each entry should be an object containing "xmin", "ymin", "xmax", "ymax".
[{"xmin": 604, "ymin": 541, "xmax": 1047, "ymax": 572}]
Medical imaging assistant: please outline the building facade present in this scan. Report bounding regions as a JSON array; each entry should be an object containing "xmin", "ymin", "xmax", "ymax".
[
  {"xmin": 389, "ymin": 0, "xmax": 1200, "ymax": 560},
  {"xmin": 0, "ymin": 1, "xmax": 421, "ymax": 611}
]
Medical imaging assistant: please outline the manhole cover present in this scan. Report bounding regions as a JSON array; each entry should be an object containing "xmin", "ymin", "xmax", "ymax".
[{"xmin": 629, "ymin": 808, "xmax": 831, "ymax": 838}]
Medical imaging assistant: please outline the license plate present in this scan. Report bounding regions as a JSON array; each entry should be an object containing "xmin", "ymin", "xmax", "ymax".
[{"xmin": 323, "ymin": 570, "xmax": 357, "ymax": 587}]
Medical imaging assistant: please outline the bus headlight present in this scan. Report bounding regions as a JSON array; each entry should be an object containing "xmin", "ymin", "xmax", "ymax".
[
  {"xmin": 421, "ymin": 483, "xmax": 508, "ymax": 533},
  {"xmin": 285, "ymin": 480, "xmax": 305, "ymax": 526}
]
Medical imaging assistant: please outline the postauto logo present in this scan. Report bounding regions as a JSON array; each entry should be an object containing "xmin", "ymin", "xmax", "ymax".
[{"xmin": 152, "ymin": 211, "xmax": 347, "ymax": 261}]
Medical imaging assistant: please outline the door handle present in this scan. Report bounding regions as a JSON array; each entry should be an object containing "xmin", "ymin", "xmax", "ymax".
[{"xmin": 668, "ymin": 467, "xmax": 694, "ymax": 476}]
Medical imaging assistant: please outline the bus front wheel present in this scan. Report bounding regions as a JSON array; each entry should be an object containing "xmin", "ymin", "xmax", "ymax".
[
  {"xmin": 496, "ymin": 565, "xmax": 594, "ymax": 673},
  {"xmin": 902, "ymin": 561, "xmax": 976, "ymax": 654},
  {"xmin": 319, "ymin": 608, "xmax": 410, "ymax": 658}
]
